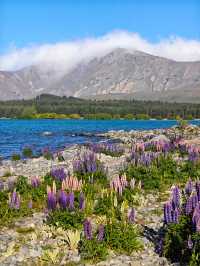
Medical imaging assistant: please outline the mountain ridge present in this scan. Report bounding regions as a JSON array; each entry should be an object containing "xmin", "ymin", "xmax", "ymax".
[{"xmin": 0, "ymin": 48, "xmax": 200, "ymax": 102}]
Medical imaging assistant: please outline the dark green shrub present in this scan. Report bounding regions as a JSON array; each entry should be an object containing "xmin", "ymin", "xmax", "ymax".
[
  {"xmin": 15, "ymin": 176, "xmax": 30, "ymax": 195},
  {"xmin": 11, "ymin": 153, "xmax": 21, "ymax": 161},
  {"xmin": 46, "ymin": 210, "xmax": 84, "ymax": 230},
  {"xmin": 104, "ymin": 221, "xmax": 142, "ymax": 254},
  {"xmin": 78, "ymin": 238, "xmax": 108, "ymax": 262},
  {"xmin": 22, "ymin": 147, "xmax": 33, "ymax": 158}
]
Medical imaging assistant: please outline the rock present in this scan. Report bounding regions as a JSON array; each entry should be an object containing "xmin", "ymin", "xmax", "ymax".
[{"xmin": 150, "ymin": 135, "xmax": 170, "ymax": 143}]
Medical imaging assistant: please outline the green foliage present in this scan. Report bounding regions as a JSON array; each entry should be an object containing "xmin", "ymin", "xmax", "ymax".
[
  {"xmin": 78, "ymin": 238, "xmax": 108, "ymax": 262},
  {"xmin": 1, "ymin": 94, "xmax": 199, "ymax": 119},
  {"xmin": 22, "ymin": 147, "xmax": 33, "ymax": 158},
  {"xmin": 94, "ymin": 194, "xmax": 113, "ymax": 216},
  {"xmin": 104, "ymin": 221, "xmax": 143, "ymax": 254},
  {"xmin": 15, "ymin": 176, "xmax": 30, "ymax": 195},
  {"xmin": 11, "ymin": 153, "xmax": 21, "ymax": 161},
  {"xmin": 163, "ymin": 215, "xmax": 200, "ymax": 265},
  {"xmin": 20, "ymin": 105, "xmax": 37, "ymax": 119},
  {"xmin": 135, "ymin": 114, "xmax": 150, "ymax": 120},
  {"xmin": 125, "ymin": 155, "xmax": 194, "ymax": 191},
  {"xmin": 46, "ymin": 210, "xmax": 84, "ymax": 230},
  {"xmin": 43, "ymin": 150, "xmax": 53, "ymax": 160},
  {"xmin": 177, "ymin": 118, "xmax": 188, "ymax": 129},
  {"xmin": 163, "ymin": 216, "xmax": 192, "ymax": 263},
  {"xmin": 0, "ymin": 190, "xmax": 32, "ymax": 227}
]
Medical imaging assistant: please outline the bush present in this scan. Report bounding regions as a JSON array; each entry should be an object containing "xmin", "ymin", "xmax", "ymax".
[
  {"xmin": 78, "ymin": 238, "xmax": 108, "ymax": 262},
  {"xmin": 104, "ymin": 221, "xmax": 142, "ymax": 254},
  {"xmin": 22, "ymin": 147, "xmax": 33, "ymax": 158},
  {"xmin": 46, "ymin": 210, "xmax": 84, "ymax": 230},
  {"xmin": 11, "ymin": 153, "xmax": 21, "ymax": 161}
]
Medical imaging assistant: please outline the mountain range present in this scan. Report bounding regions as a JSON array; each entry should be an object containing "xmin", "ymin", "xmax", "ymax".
[{"xmin": 0, "ymin": 48, "xmax": 200, "ymax": 102}]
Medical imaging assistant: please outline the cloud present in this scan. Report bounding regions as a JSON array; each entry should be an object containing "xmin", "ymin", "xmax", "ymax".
[{"xmin": 0, "ymin": 31, "xmax": 200, "ymax": 71}]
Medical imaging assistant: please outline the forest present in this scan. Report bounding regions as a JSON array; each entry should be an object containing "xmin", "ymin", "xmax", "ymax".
[{"xmin": 0, "ymin": 94, "xmax": 200, "ymax": 119}]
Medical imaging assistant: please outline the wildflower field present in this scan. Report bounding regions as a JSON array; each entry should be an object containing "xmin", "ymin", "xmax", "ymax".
[{"xmin": 0, "ymin": 129, "xmax": 200, "ymax": 265}]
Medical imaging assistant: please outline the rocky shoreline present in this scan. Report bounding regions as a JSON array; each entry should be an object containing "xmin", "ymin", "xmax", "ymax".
[{"xmin": 0, "ymin": 124, "xmax": 200, "ymax": 266}]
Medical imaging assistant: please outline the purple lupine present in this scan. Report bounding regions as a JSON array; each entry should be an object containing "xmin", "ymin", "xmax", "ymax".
[
  {"xmin": 79, "ymin": 192, "xmax": 85, "ymax": 210},
  {"xmin": 195, "ymin": 181, "xmax": 200, "ymax": 201},
  {"xmin": 155, "ymin": 238, "xmax": 163, "ymax": 255},
  {"xmin": 192, "ymin": 203, "xmax": 200, "ymax": 231},
  {"xmin": 128, "ymin": 207, "xmax": 135, "ymax": 223},
  {"xmin": 196, "ymin": 218, "xmax": 200, "ymax": 232},
  {"xmin": 58, "ymin": 190, "xmax": 67, "ymax": 209},
  {"xmin": 73, "ymin": 150, "xmax": 105, "ymax": 176},
  {"xmin": 31, "ymin": 176, "xmax": 40, "ymax": 188},
  {"xmin": 84, "ymin": 219, "xmax": 92, "ymax": 240},
  {"xmin": 9, "ymin": 191, "xmax": 21, "ymax": 209},
  {"xmin": 97, "ymin": 224, "xmax": 105, "ymax": 241},
  {"xmin": 171, "ymin": 186, "xmax": 180, "ymax": 209},
  {"xmin": 28, "ymin": 199, "xmax": 33, "ymax": 209},
  {"xmin": 185, "ymin": 196, "xmax": 193, "ymax": 215},
  {"xmin": 51, "ymin": 168, "xmax": 67, "ymax": 182},
  {"xmin": 164, "ymin": 201, "xmax": 173, "ymax": 224},
  {"xmin": 191, "ymin": 192, "xmax": 198, "ymax": 209},
  {"xmin": 47, "ymin": 190, "xmax": 57, "ymax": 211},
  {"xmin": 187, "ymin": 235, "xmax": 193, "ymax": 249},
  {"xmin": 69, "ymin": 192, "xmax": 74, "ymax": 210},
  {"xmin": 9, "ymin": 191, "xmax": 16, "ymax": 208},
  {"xmin": 172, "ymin": 208, "xmax": 179, "ymax": 224},
  {"xmin": 185, "ymin": 179, "xmax": 193, "ymax": 196}
]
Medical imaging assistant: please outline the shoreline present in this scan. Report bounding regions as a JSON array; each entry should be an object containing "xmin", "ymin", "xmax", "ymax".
[
  {"xmin": 0, "ymin": 124, "xmax": 200, "ymax": 265},
  {"xmin": 1, "ymin": 123, "xmax": 200, "ymax": 180}
]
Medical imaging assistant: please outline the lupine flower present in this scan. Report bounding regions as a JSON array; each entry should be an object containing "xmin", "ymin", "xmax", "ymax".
[
  {"xmin": 110, "ymin": 175, "xmax": 128, "ymax": 195},
  {"xmin": 9, "ymin": 190, "xmax": 21, "ymax": 209},
  {"xmin": 196, "ymin": 218, "xmax": 200, "ymax": 232},
  {"xmin": 51, "ymin": 168, "xmax": 67, "ymax": 182},
  {"xmin": 187, "ymin": 235, "xmax": 193, "ymax": 249},
  {"xmin": 58, "ymin": 190, "xmax": 68, "ymax": 209},
  {"xmin": 28, "ymin": 199, "xmax": 33, "ymax": 209},
  {"xmin": 164, "ymin": 201, "xmax": 173, "ymax": 224},
  {"xmin": 185, "ymin": 179, "xmax": 193, "ymax": 195},
  {"xmin": 47, "ymin": 185, "xmax": 57, "ymax": 211},
  {"xmin": 172, "ymin": 208, "xmax": 179, "ymax": 223},
  {"xmin": 155, "ymin": 238, "xmax": 163, "ymax": 255},
  {"xmin": 97, "ymin": 224, "xmax": 105, "ymax": 241},
  {"xmin": 192, "ymin": 203, "xmax": 200, "ymax": 231},
  {"xmin": 191, "ymin": 192, "xmax": 198, "ymax": 209},
  {"xmin": 79, "ymin": 192, "xmax": 85, "ymax": 210},
  {"xmin": 84, "ymin": 219, "xmax": 92, "ymax": 240},
  {"xmin": 89, "ymin": 142, "xmax": 124, "ymax": 156},
  {"xmin": 128, "ymin": 207, "xmax": 135, "ymax": 223},
  {"xmin": 31, "ymin": 176, "xmax": 40, "ymax": 188},
  {"xmin": 69, "ymin": 192, "xmax": 75, "ymax": 210},
  {"xmin": 62, "ymin": 176, "xmax": 82, "ymax": 191},
  {"xmin": 195, "ymin": 181, "xmax": 200, "ymax": 201},
  {"xmin": 185, "ymin": 196, "xmax": 193, "ymax": 215},
  {"xmin": 73, "ymin": 150, "xmax": 105, "ymax": 176},
  {"xmin": 171, "ymin": 185, "xmax": 180, "ymax": 209}
]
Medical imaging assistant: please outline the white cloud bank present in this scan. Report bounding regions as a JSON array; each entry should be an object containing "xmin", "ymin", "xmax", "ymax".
[{"xmin": 1, "ymin": 31, "xmax": 200, "ymax": 72}]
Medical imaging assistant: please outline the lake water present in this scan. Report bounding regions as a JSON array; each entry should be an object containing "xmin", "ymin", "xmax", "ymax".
[{"xmin": 0, "ymin": 119, "xmax": 199, "ymax": 159}]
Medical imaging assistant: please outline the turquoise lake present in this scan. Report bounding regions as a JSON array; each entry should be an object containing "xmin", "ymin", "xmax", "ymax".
[{"xmin": 0, "ymin": 119, "xmax": 200, "ymax": 159}]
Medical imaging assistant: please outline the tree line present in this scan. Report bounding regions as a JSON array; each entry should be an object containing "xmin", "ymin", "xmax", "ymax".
[{"xmin": 0, "ymin": 94, "xmax": 199, "ymax": 119}]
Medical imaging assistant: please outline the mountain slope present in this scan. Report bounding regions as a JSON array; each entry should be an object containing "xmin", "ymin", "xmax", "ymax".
[{"xmin": 0, "ymin": 48, "xmax": 200, "ymax": 102}]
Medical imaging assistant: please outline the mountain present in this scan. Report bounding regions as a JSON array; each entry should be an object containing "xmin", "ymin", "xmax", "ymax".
[{"xmin": 0, "ymin": 48, "xmax": 200, "ymax": 102}]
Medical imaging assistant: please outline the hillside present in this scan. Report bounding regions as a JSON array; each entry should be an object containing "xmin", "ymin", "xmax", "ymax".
[{"xmin": 0, "ymin": 49, "xmax": 200, "ymax": 102}]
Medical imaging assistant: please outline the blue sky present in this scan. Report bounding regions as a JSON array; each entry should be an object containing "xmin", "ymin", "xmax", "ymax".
[{"xmin": 0, "ymin": 0, "xmax": 199, "ymax": 53}]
